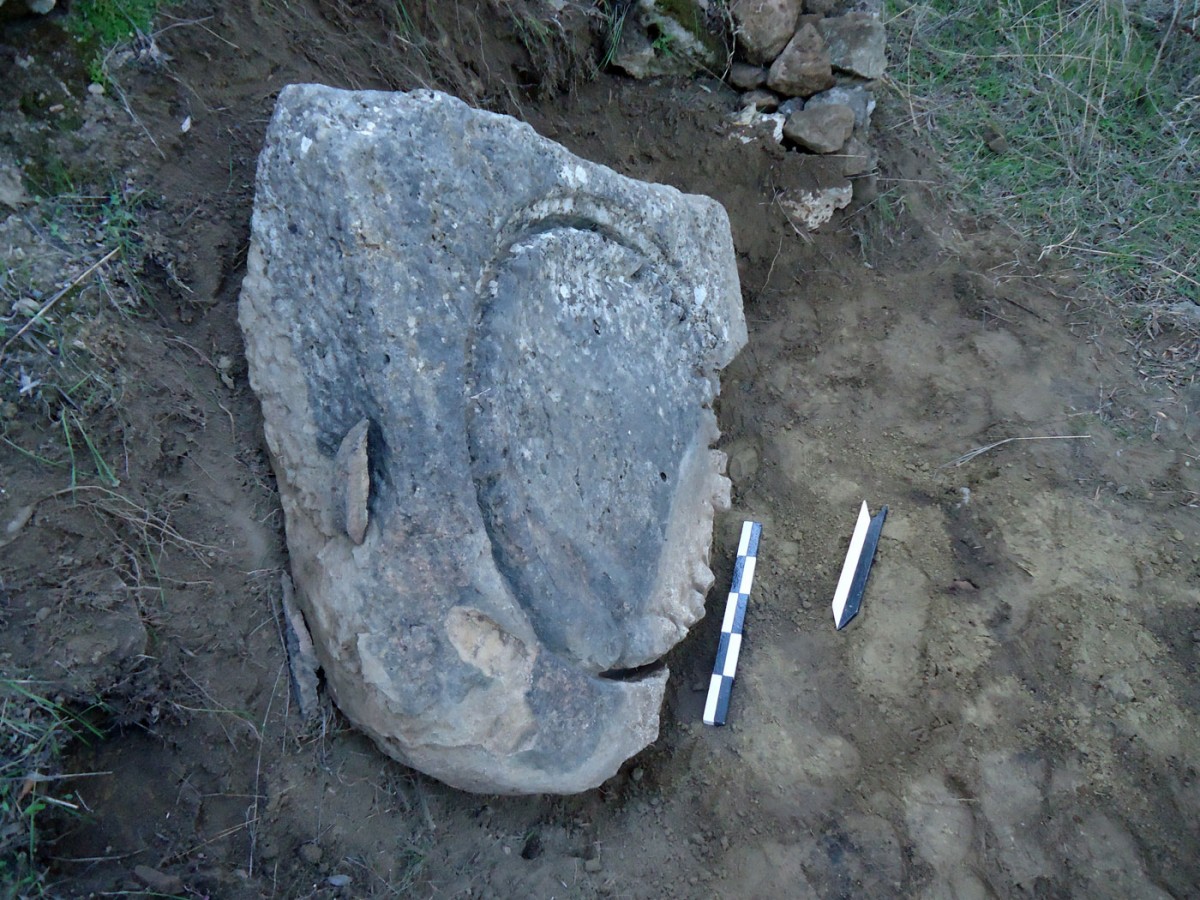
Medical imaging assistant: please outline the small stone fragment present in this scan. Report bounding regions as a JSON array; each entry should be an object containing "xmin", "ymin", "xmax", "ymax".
[
  {"xmin": 766, "ymin": 23, "xmax": 835, "ymax": 98},
  {"xmin": 299, "ymin": 843, "xmax": 323, "ymax": 865},
  {"xmin": 281, "ymin": 573, "xmax": 321, "ymax": 720},
  {"xmin": 839, "ymin": 134, "xmax": 874, "ymax": 176},
  {"xmin": 729, "ymin": 62, "xmax": 768, "ymax": 90},
  {"xmin": 1, "ymin": 504, "xmax": 34, "ymax": 548},
  {"xmin": 0, "ymin": 162, "xmax": 30, "ymax": 210},
  {"xmin": 585, "ymin": 857, "xmax": 603, "ymax": 873},
  {"xmin": 778, "ymin": 182, "xmax": 853, "ymax": 229},
  {"xmin": 740, "ymin": 89, "xmax": 781, "ymax": 112},
  {"xmin": 818, "ymin": 13, "xmax": 887, "ymax": 79},
  {"xmin": 777, "ymin": 97, "xmax": 804, "ymax": 118},
  {"xmin": 133, "ymin": 866, "xmax": 184, "ymax": 895},
  {"xmin": 982, "ymin": 121, "xmax": 1009, "ymax": 154},
  {"xmin": 728, "ymin": 444, "xmax": 760, "ymax": 483},
  {"xmin": 783, "ymin": 103, "xmax": 855, "ymax": 153},
  {"xmin": 331, "ymin": 418, "xmax": 370, "ymax": 544},
  {"xmin": 1099, "ymin": 672, "xmax": 1135, "ymax": 703},
  {"xmin": 731, "ymin": 0, "xmax": 802, "ymax": 65}
]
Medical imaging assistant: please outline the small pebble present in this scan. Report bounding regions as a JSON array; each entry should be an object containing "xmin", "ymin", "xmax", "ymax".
[
  {"xmin": 35, "ymin": 607, "xmax": 51, "ymax": 623},
  {"xmin": 87, "ymin": 83, "xmax": 105, "ymax": 95},
  {"xmin": 585, "ymin": 857, "xmax": 602, "ymax": 873},
  {"xmin": 298, "ymin": 843, "xmax": 322, "ymax": 864},
  {"xmin": 631, "ymin": 767, "xmax": 643, "ymax": 782},
  {"xmin": 133, "ymin": 865, "xmax": 183, "ymax": 894},
  {"xmin": 327, "ymin": 874, "xmax": 352, "ymax": 888}
]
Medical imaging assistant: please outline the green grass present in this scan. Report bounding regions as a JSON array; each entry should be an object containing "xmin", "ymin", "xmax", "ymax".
[
  {"xmin": 600, "ymin": 1, "xmax": 632, "ymax": 69},
  {"xmin": 889, "ymin": 0, "xmax": 1200, "ymax": 310},
  {"xmin": 1, "ymin": 178, "xmax": 144, "ymax": 499},
  {"xmin": 0, "ymin": 680, "xmax": 105, "ymax": 896},
  {"xmin": 65, "ymin": 0, "xmax": 169, "ymax": 84}
]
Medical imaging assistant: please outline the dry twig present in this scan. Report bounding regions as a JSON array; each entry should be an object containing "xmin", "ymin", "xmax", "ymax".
[{"xmin": 939, "ymin": 434, "xmax": 1092, "ymax": 468}]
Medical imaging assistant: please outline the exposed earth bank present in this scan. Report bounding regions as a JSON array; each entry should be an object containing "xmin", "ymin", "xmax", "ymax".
[{"xmin": 1, "ymin": 2, "xmax": 1197, "ymax": 897}]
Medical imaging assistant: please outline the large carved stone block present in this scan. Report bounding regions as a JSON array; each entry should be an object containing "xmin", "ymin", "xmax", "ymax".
[{"xmin": 239, "ymin": 85, "xmax": 745, "ymax": 793}]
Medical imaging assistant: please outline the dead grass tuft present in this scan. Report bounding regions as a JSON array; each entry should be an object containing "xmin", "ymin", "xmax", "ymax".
[{"xmin": 888, "ymin": 0, "xmax": 1200, "ymax": 359}]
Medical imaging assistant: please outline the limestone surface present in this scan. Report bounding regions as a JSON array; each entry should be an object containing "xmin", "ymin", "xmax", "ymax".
[
  {"xmin": 766, "ymin": 23, "xmax": 835, "ymax": 98},
  {"xmin": 818, "ymin": 12, "xmax": 887, "ymax": 79},
  {"xmin": 784, "ymin": 103, "xmax": 855, "ymax": 153},
  {"xmin": 804, "ymin": 83, "xmax": 876, "ymax": 129},
  {"xmin": 612, "ymin": 0, "xmax": 725, "ymax": 79},
  {"xmin": 239, "ymin": 85, "xmax": 745, "ymax": 794},
  {"xmin": 731, "ymin": 0, "xmax": 803, "ymax": 65}
]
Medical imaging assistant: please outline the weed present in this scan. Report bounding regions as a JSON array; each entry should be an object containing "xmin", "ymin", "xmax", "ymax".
[
  {"xmin": 601, "ymin": 1, "xmax": 635, "ymax": 69},
  {"xmin": 651, "ymin": 28, "xmax": 675, "ymax": 57},
  {"xmin": 0, "ymin": 680, "xmax": 105, "ymax": 895},
  {"xmin": 511, "ymin": 9, "xmax": 557, "ymax": 61},
  {"xmin": 65, "ymin": 0, "xmax": 167, "ymax": 84},
  {"xmin": 1, "ymin": 175, "xmax": 145, "ymax": 488},
  {"xmin": 393, "ymin": 1, "xmax": 416, "ymax": 39},
  {"xmin": 889, "ymin": 0, "xmax": 1200, "ymax": 315}
]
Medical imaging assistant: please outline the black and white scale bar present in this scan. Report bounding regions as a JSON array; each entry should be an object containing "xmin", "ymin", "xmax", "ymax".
[
  {"xmin": 831, "ymin": 502, "xmax": 888, "ymax": 630},
  {"xmin": 703, "ymin": 520, "xmax": 762, "ymax": 726}
]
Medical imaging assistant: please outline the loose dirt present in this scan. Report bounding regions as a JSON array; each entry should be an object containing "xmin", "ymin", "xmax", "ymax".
[{"xmin": 1, "ymin": 2, "xmax": 1197, "ymax": 897}]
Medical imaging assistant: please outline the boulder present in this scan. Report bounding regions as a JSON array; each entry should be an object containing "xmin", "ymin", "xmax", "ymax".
[
  {"xmin": 731, "ymin": 0, "xmax": 802, "ymax": 65},
  {"xmin": 783, "ymin": 103, "xmax": 855, "ymax": 153},
  {"xmin": 804, "ymin": 83, "xmax": 876, "ymax": 130},
  {"xmin": 818, "ymin": 12, "xmax": 887, "ymax": 79},
  {"xmin": 766, "ymin": 23, "xmax": 835, "ymax": 98},
  {"xmin": 239, "ymin": 86, "xmax": 745, "ymax": 794}
]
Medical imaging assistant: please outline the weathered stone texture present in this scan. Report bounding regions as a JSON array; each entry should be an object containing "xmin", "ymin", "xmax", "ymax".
[
  {"xmin": 784, "ymin": 103, "xmax": 855, "ymax": 153},
  {"xmin": 818, "ymin": 12, "xmax": 887, "ymax": 79},
  {"xmin": 732, "ymin": 0, "xmax": 803, "ymax": 65},
  {"xmin": 767, "ymin": 23, "xmax": 836, "ymax": 97},
  {"xmin": 239, "ymin": 86, "xmax": 745, "ymax": 793}
]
